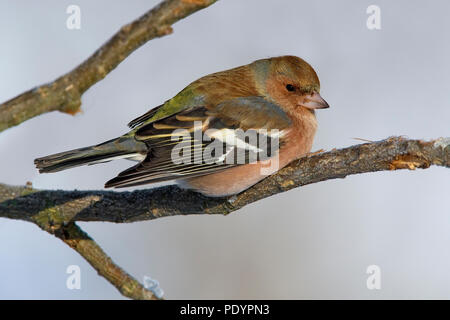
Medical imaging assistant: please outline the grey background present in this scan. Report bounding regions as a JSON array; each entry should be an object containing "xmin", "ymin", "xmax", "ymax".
[{"xmin": 0, "ymin": 0, "xmax": 449, "ymax": 299}]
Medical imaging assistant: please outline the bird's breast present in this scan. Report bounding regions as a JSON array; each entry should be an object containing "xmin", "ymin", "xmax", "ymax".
[{"xmin": 179, "ymin": 111, "xmax": 317, "ymax": 197}]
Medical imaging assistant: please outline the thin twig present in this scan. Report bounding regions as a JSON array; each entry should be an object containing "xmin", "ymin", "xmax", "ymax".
[{"xmin": 0, "ymin": 0, "xmax": 218, "ymax": 132}]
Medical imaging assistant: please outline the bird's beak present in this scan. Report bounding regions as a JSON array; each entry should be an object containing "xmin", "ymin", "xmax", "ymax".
[{"xmin": 300, "ymin": 92, "xmax": 330, "ymax": 109}]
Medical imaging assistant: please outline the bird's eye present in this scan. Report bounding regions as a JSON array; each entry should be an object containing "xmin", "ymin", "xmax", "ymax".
[{"xmin": 286, "ymin": 84, "xmax": 295, "ymax": 92}]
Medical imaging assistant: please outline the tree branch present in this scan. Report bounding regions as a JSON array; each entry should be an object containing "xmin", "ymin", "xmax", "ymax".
[
  {"xmin": 0, "ymin": 0, "xmax": 217, "ymax": 132},
  {"xmin": 2, "ymin": 137, "xmax": 448, "ymax": 225},
  {"xmin": 2, "ymin": 136, "xmax": 448, "ymax": 299},
  {"xmin": 1, "ymin": 136, "xmax": 448, "ymax": 299},
  {"xmin": 0, "ymin": 0, "xmax": 218, "ymax": 299}
]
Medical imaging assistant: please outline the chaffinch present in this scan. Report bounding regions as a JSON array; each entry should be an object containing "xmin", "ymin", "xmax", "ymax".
[{"xmin": 35, "ymin": 56, "xmax": 329, "ymax": 196}]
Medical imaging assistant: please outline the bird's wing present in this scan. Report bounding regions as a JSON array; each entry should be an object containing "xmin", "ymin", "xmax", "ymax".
[
  {"xmin": 105, "ymin": 97, "xmax": 292, "ymax": 188},
  {"xmin": 127, "ymin": 104, "xmax": 164, "ymax": 129},
  {"xmin": 127, "ymin": 86, "xmax": 205, "ymax": 129}
]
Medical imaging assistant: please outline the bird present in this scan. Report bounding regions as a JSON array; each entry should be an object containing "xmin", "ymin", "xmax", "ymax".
[{"xmin": 34, "ymin": 56, "xmax": 329, "ymax": 197}]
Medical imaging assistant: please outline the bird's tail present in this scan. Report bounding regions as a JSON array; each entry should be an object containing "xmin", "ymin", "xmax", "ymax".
[{"xmin": 34, "ymin": 135, "xmax": 147, "ymax": 173}]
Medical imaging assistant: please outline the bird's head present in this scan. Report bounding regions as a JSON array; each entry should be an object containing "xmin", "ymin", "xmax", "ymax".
[{"xmin": 252, "ymin": 55, "xmax": 329, "ymax": 112}]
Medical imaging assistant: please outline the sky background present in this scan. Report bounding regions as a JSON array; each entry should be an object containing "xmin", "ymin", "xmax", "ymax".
[{"xmin": 0, "ymin": 0, "xmax": 449, "ymax": 299}]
